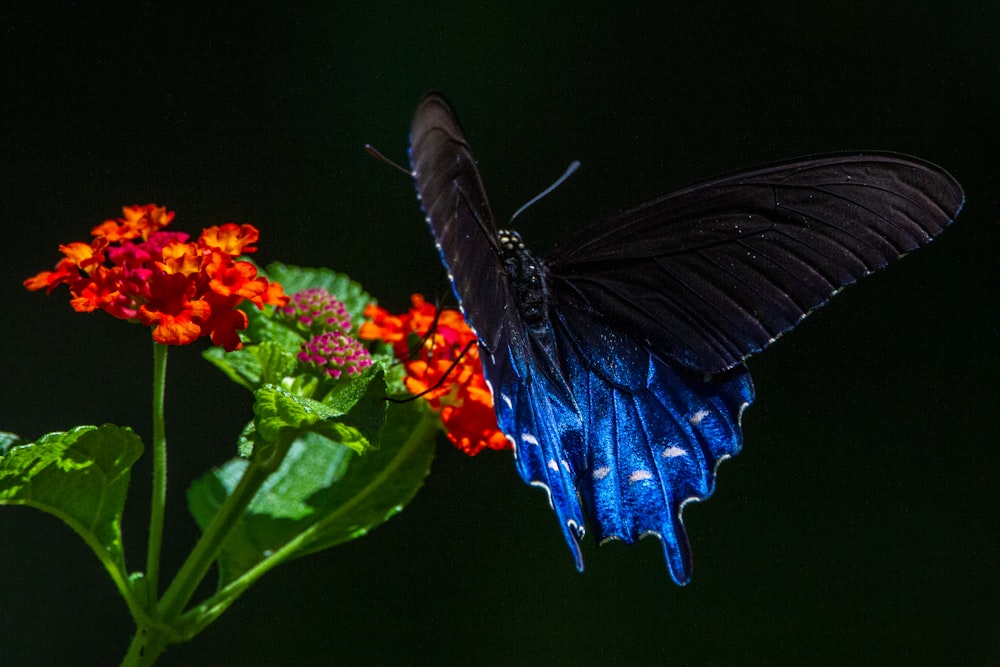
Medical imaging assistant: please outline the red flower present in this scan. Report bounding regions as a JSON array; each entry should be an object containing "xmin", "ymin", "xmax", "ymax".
[
  {"xmin": 138, "ymin": 271, "xmax": 212, "ymax": 347},
  {"xmin": 25, "ymin": 204, "xmax": 289, "ymax": 351},
  {"xmin": 359, "ymin": 294, "xmax": 510, "ymax": 456}
]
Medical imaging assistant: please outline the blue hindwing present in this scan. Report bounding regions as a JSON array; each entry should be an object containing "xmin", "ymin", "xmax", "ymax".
[{"xmin": 483, "ymin": 313, "xmax": 754, "ymax": 585}]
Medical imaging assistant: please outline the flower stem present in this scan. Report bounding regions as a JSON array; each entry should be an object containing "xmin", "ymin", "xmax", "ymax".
[
  {"xmin": 121, "ymin": 624, "xmax": 172, "ymax": 667},
  {"xmin": 145, "ymin": 342, "xmax": 169, "ymax": 603},
  {"xmin": 154, "ymin": 443, "xmax": 278, "ymax": 623}
]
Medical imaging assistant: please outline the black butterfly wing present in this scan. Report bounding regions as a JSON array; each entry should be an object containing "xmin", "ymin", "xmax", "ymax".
[
  {"xmin": 409, "ymin": 93, "xmax": 510, "ymax": 352},
  {"xmin": 547, "ymin": 154, "xmax": 965, "ymax": 373}
]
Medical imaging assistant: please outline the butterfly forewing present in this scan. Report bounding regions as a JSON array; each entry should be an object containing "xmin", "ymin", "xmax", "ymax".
[
  {"xmin": 547, "ymin": 154, "xmax": 964, "ymax": 373},
  {"xmin": 410, "ymin": 94, "xmax": 511, "ymax": 352}
]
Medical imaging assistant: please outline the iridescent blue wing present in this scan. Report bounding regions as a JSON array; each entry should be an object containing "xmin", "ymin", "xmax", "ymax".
[
  {"xmin": 473, "ymin": 271, "xmax": 753, "ymax": 584},
  {"xmin": 547, "ymin": 154, "xmax": 965, "ymax": 373}
]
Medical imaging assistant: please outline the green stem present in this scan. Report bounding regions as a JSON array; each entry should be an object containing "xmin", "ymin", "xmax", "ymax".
[
  {"xmin": 122, "ymin": 342, "xmax": 170, "ymax": 667},
  {"xmin": 154, "ymin": 444, "xmax": 278, "ymax": 623},
  {"xmin": 146, "ymin": 342, "xmax": 169, "ymax": 603},
  {"xmin": 121, "ymin": 624, "xmax": 172, "ymax": 667}
]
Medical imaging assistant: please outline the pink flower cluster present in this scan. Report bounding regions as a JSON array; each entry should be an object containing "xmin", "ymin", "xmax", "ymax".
[
  {"xmin": 279, "ymin": 287, "xmax": 352, "ymax": 336},
  {"xmin": 298, "ymin": 331, "xmax": 373, "ymax": 380},
  {"xmin": 280, "ymin": 287, "xmax": 372, "ymax": 380}
]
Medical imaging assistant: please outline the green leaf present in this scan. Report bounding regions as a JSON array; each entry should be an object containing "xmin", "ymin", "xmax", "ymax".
[
  {"xmin": 0, "ymin": 424, "xmax": 143, "ymax": 592},
  {"xmin": 203, "ymin": 341, "xmax": 300, "ymax": 392},
  {"xmin": 187, "ymin": 399, "xmax": 436, "ymax": 589},
  {"xmin": 317, "ymin": 366, "xmax": 389, "ymax": 444},
  {"xmin": 240, "ymin": 303, "xmax": 305, "ymax": 350},
  {"xmin": 294, "ymin": 399, "xmax": 437, "ymax": 555},
  {"xmin": 236, "ymin": 420, "xmax": 257, "ymax": 459},
  {"xmin": 254, "ymin": 389, "xmax": 360, "ymax": 456},
  {"xmin": 251, "ymin": 366, "xmax": 387, "ymax": 456}
]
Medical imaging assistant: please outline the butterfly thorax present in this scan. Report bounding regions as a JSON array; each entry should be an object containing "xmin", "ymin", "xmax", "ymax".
[
  {"xmin": 497, "ymin": 228, "xmax": 575, "ymax": 403},
  {"xmin": 497, "ymin": 229, "xmax": 549, "ymax": 331}
]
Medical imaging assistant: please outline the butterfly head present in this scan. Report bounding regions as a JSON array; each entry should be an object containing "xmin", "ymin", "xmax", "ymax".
[{"xmin": 497, "ymin": 229, "xmax": 525, "ymax": 253}]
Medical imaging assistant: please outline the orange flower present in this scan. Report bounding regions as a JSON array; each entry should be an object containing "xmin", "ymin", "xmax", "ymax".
[
  {"xmin": 157, "ymin": 241, "xmax": 204, "ymax": 276},
  {"xmin": 91, "ymin": 203, "xmax": 175, "ymax": 242},
  {"xmin": 199, "ymin": 223, "xmax": 260, "ymax": 255},
  {"xmin": 203, "ymin": 251, "xmax": 269, "ymax": 306},
  {"xmin": 24, "ymin": 258, "xmax": 79, "ymax": 294},
  {"xmin": 359, "ymin": 294, "xmax": 510, "ymax": 456},
  {"xmin": 25, "ymin": 204, "xmax": 288, "ymax": 351}
]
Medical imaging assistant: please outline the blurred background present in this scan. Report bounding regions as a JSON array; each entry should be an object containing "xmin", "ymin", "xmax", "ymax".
[{"xmin": 2, "ymin": 3, "xmax": 997, "ymax": 665}]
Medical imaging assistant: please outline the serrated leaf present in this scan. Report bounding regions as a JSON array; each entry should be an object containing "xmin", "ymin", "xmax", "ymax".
[
  {"xmin": 241, "ymin": 303, "xmax": 306, "ymax": 350},
  {"xmin": 203, "ymin": 341, "xmax": 300, "ymax": 392},
  {"xmin": 252, "ymin": 367, "xmax": 386, "ymax": 455},
  {"xmin": 187, "ymin": 399, "xmax": 436, "ymax": 588},
  {"xmin": 317, "ymin": 366, "xmax": 387, "ymax": 445},
  {"xmin": 252, "ymin": 385, "xmax": 364, "ymax": 453},
  {"xmin": 0, "ymin": 424, "xmax": 143, "ymax": 581}
]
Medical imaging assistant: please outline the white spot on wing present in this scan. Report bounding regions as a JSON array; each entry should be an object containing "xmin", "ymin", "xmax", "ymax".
[
  {"xmin": 661, "ymin": 446, "xmax": 686, "ymax": 458},
  {"xmin": 629, "ymin": 470, "xmax": 653, "ymax": 483},
  {"xmin": 501, "ymin": 393, "xmax": 512, "ymax": 409},
  {"xmin": 522, "ymin": 433, "xmax": 539, "ymax": 446},
  {"xmin": 689, "ymin": 409, "xmax": 710, "ymax": 425},
  {"xmin": 548, "ymin": 459, "xmax": 560, "ymax": 472},
  {"xmin": 593, "ymin": 466, "xmax": 611, "ymax": 480}
]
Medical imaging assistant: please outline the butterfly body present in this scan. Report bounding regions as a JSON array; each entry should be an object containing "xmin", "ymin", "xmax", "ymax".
[{"xmin": 408, "ymin": 92, "xmax": 963, "ymax": 584}]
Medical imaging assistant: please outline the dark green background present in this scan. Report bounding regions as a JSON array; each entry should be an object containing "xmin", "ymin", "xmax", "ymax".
[{"xmin": 2, "ymin": 3, "xmax": 997, "ymax": 665}]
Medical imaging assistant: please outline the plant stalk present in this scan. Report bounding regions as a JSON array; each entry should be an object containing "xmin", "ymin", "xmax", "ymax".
[{"xmin": 145, "ymin": 342, "xmax": 169, "ymax": 602}]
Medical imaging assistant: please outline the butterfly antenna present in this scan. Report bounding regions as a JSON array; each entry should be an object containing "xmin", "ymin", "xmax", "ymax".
[
  {"xmin": 509, "ymin": 160, "xmax": 581, "ymax": 223},
  {"xmin": 364, "ymin": 144, "xmax": 412, "ymax": 177},
  {"xmin": 400, "ymin": 301, "xmax": 445, "ymax": 362},
  {"xmin": 387, "ymin": 339, "xmax": 477, "ymax": 403},
  {"xmin": 392, "ymin": 286, "xmax": 452, "ymax": 363}
]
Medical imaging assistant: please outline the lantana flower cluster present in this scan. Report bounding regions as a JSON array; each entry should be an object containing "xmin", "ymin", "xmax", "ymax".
[
  {"xmin": 279, "ymin": 288, "xmax": 373, "ymax": 380},
  {"xmin": 24, "ymin": 204, "xmax": 287, "ymax": 351},
  {"xmin": 359, "ymin": 294, "xmax": 509, "ymax": 456}
]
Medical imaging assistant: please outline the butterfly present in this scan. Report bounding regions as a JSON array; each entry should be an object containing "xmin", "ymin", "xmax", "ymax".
[{"xmin": 407, "ymin": 91, "xmax": 964, "ymax": 584}]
